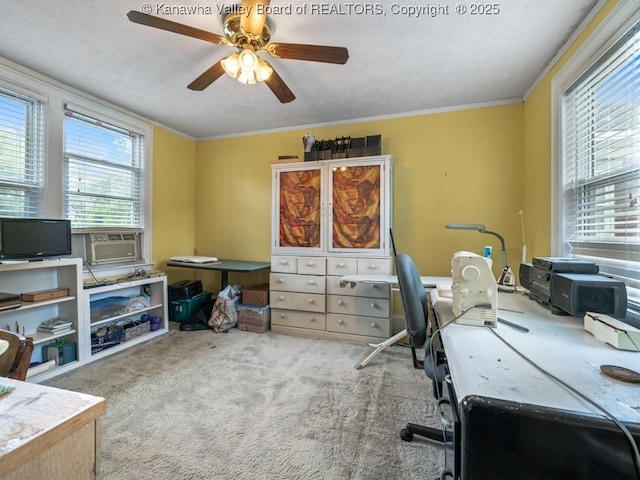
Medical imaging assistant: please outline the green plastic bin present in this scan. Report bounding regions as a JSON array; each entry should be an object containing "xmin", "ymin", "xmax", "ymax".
[{"xmin": 169, "ymin": 291, "xmax": 212, "ymax": 323}]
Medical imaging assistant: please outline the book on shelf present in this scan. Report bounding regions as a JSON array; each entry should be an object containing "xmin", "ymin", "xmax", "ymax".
[
  {"xmin": 37, "ymin": 318, "xmax": 73, "ymax": 333},
  {"xmin": 37, "ymin": 326, "xmax": 73, "ymax": 334}
]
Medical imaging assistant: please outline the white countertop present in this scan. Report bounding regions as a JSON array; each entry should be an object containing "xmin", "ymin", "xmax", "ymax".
[{"xmin": 432, "ymin": 291, "xmax": 640, "ymax": 423}]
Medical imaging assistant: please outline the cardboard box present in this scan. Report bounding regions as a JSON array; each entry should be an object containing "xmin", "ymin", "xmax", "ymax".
[
  {"xmin": 236, "ymin": 304, "xmax": 270, "ymax": 333},
  {"xmin": 242, "ymin": 284, "xmax": 270, "ymax": 306},
  {"xmin": 584, "ymin": 312, "xmax": 640, "ymax": 351},
  {"xmin": 363, "ymin": 134, "xmax": 382, "ymax": 156},
  {"xmin": 21, "ymin": 288, "xmax": 69, "ymax": 302}
]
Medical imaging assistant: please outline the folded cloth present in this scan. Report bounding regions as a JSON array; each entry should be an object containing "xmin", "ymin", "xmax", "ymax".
[{"xmin": 169, "ymin": 256, "xmax": 219, "ymax": 264}]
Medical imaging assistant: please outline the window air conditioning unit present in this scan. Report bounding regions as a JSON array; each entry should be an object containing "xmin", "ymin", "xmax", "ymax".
[{"xmin": 85, "ymin": 231, "xmax": 140, "ymax": 265}]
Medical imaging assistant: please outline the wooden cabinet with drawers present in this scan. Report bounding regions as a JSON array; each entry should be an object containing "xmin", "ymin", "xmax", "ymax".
[
  {"xmin": 270, "ymin": 255, "xmax": 393, "ymax": 342},
  {"xmin": 270, "ymin": 156, "xmax": 393, "ymax": 343}
]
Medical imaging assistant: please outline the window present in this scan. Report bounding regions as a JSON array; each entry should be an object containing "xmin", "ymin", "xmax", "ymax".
[
  {"xmin": 64, "ymin": 108, "xmax": 145, "ymax": 229},
  {"xmin": 0, "ymin": 86, "xmax": 44, "ymax": 217},
  {"xmin": 559, "ymin": 17, "xmax": 640, "ymax": 321},
  {"xmin": 0, "ymin": 62, "xmax": 153, "ymax": 265}
]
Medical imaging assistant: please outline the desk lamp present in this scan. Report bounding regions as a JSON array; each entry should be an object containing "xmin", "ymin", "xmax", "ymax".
[{"xmin": 445, "ymin": 224, "xmax": 515, "ymax": 289}]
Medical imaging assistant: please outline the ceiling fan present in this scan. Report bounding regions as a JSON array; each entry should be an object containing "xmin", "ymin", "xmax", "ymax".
[{"xmin": 127, "ymin": 0, "xmax": 349, "ymax": 103}]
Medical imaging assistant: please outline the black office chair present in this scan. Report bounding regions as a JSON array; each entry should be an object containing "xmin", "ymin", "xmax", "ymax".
[{"xmin": 395, "ymin": 253, "xmax": 447, "ymax": 443}]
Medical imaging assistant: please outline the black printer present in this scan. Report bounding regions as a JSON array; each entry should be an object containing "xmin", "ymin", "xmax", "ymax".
[{"xmin": 168, "ymin": 280, "xmax": 203, "ymax": 300}]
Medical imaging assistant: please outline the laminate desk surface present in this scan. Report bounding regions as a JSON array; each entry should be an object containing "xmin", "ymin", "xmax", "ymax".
[
  {"xmin": 339, "ymin": 274, "xmax": 451, "ymax": 288},
  {"xmin": 431, "ymin": 290, "xmax": 640, "ymax": 424}
]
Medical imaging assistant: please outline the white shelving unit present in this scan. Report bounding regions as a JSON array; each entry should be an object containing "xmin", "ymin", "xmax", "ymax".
[
  {"xmin": 84, "ymin": 276, "xmax": 168, "ymax": 363},
  {"xmin": 0, "ymin": 258, "xmax": 168, "ymax": 382},
  {"xmin": 0, "ymin": 258, "xmax": 83, "ymax": 382}
]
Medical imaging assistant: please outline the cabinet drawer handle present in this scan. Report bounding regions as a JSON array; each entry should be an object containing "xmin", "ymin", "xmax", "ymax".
[
  {"xmin": 371, "ymin": 322, "xmax": 376, "ymax": 328},
  {"xmin": 337, "ymin": 318, "xmax": 344, "ymax": 325},
  {"xmin": 309, "ymin": 316, "xmax": 316, "ymax": 322},
  {"xmin": 279, "ymin": 296, "xmax": 285, "ymax": 301},
  {"xmin": 337, "ymin": 299, "xmax": 344, "ymax": 306},
  {"xmin": 369, "ymin": 264, "xmax": 377, "ymax": 270},
  {"xmin": 308, "ymin": 298, "xmax": 314, "ymax": 304},
  {"xmin": 280, "ymin": 260, "xmax": 289, "ymax": 265},
  {"xmin": 307, "ymin": 261, "xmax": 315, "ymax": 267},
  {"xmin": 278, "ymin": 277, "xmax": 284, "ymax": 283},
  {"xmin": 280, "ymin": 313, "xmax": 286, "ymax": 319},
  {"xmin": 338, "ymin": 262, "xmax": 345, "ymax": 268},
  {"xmin": 370, "ymin": 302, "xmax": 377, "ymax": 309},
  {"xmin": 308, "ymin": 280, "xmax": 315, "ymax": 285}
]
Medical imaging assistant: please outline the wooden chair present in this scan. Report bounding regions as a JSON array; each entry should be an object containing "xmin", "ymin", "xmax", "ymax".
[{"xmin": 0, "ymin": 329, "xmax": 34, "ymax": 381}]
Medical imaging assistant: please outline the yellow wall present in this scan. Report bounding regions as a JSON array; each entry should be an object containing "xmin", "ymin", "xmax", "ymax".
[
  {"xmin": 151, "ymin": 126, "xmax": 197, "ymax": 284},
  {"xmin": 151, "ymin": 0, "xmax": 621, "ymax": 295},
  {"xmin": 195, "ymin": 103, "xmax": 523, "ymax": 291},
  {"xmin": 522, "ymin": 0, "xmax": 620, "ymax": 259}
]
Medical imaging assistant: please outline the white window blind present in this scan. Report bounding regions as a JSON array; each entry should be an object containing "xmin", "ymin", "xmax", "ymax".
[
  {"xmin": 561, "ymin": 20, "xmax": 640, "ymax": 320},
  {"xmin": 0, "ymin": 86, "xmax": 44, "ymax": 217},
  {"xmin": 64, "ymin": 108, "xmax": 145, "ymax": 229}
]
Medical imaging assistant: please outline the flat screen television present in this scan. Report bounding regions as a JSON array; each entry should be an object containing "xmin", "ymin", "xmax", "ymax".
[{"xmin": 0, "ymin": 218, "xmax": 72, "ymax": 261}]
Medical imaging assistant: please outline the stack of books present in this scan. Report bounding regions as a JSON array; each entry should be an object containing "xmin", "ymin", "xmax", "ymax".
[{"xmin": 37, "ymin": 318, "xmax": 73, "ymax": 334}]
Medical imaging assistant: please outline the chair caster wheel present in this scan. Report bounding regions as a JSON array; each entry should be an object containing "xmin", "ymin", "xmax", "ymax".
[{"xmin": 400, "ymin": 428, "xmax": 413, "ymax": 442}]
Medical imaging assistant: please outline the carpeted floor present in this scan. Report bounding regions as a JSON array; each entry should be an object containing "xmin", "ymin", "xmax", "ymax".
[{"xmin": 46, "ymin": 327, "xmax": 444, "ymax": 479}]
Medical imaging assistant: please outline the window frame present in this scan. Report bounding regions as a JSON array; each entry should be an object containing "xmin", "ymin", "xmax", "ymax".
[
  {"xmin": 552, "ymin": 0, "xmax": 640, "ymax": 325},
  {"xmin": 63, "ymin": 104, "xmax": 147, "ymax": 231},
  {"xmin": 0, "ymin": 81, "xmax": 46, "ymax": 218}
]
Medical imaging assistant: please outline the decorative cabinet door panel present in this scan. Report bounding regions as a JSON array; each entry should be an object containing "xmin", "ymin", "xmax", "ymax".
[
  {"xmin": 328, "ymin": 158, "xmax": 391, "ymax": 255},
  {"xmin": 273, "ymin": 165, "xmax": 324, "ymax": 253},
  {"xmin": 331, "ymin": 164, "xmax": 381, "ymax": 249}
]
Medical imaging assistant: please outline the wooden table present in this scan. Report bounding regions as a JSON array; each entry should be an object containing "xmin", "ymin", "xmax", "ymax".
[{"xmin": 0, "ymin": 377, "xmax": 106, "ymax": 480}]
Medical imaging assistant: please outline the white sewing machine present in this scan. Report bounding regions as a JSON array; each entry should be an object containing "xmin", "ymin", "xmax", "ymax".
[{"xmin": 451, "ymin": 251, "xmax": 498, "ymax": 327}]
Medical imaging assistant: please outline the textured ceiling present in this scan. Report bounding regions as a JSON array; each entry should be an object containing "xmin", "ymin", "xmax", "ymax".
[{"xmin": 0, "ymin": 0, "xmax": 600, "ymax": 139}]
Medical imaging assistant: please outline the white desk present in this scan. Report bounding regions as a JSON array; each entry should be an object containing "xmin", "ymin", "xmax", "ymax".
[
  {"xmin": 340, "ymin": 275, "xmax": 451, "ymax": 369},
  {"xmin": 431, "ymin": 290, "xmax": 640, "ymax": 479}
]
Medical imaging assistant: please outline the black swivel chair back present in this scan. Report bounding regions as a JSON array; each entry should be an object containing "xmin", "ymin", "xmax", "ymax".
[
  {"xmin": 395, "ymin": 253, "xmax": 428, "ymax": 368},
  {"xmin": 395, "ymin": 253, "xmax": 446, "ymax": 444}
]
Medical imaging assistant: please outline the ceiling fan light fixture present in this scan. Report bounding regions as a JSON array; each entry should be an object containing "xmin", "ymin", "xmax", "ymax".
[
  {"xmin": 255, "ymin": 58, "xmax": 273, "ymax": 81},
  {"xmin": 221, "ymin": 53, "xmax": 240, "ymax": 78},
  {"xmin": 237, "ymin": 70, "xmax": 257, "ymax": 85},
  {"xmin": 223, "ymin": 48, "xmax": 271, "ymax": 84},
  {"xmin": 238, "ymin": 48, "xmax": 258, "ymax": 71}
]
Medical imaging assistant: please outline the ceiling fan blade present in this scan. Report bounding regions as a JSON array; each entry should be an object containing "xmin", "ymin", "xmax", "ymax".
[
  {"xmin": 187, "ymin": 61, "xmax": 226, "ymax": 91},
  {"xmin": 241, "ymin": 0, "xmax": 270, "ymax": 36},
  {"xmin": 264, "ymin": 65, "xmax": 295, "ymax": 103},
  {"xmin": 265, "ymin": 43, "xmax": 349, "ymax": 64},
  {"xmin": 127, "ymin": 10, "xmax": 227, "ymax": 44}
]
